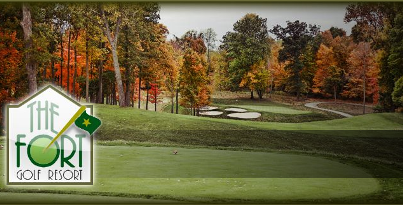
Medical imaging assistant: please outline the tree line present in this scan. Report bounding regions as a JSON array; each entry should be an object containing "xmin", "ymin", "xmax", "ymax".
[
  {"xmin": 216, "ymin": 3, "xmax": 403, "ymax": 113},
  {"xmin": 1, "ymin": 2, "xmax": 403, "ymax": 132}
]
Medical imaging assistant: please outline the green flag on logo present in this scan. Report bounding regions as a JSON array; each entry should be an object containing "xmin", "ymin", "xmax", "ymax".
[{"xmin": 74, "ymin": 111, "xmax": 101, "ymax": 135}]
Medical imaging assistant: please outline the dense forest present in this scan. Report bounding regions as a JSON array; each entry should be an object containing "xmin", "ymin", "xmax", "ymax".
[{"xmin": 1, "ymin": 2, "xmax": 403, "ymax": 129}]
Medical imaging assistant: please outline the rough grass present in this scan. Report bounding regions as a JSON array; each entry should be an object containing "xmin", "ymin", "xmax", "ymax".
[{"xmin": 318, "ymin": 102, "xmax": 375, "ymax": 116}]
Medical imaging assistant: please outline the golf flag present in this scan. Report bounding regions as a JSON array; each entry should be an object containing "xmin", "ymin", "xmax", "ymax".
[{"xmin": 74, "ymin": 110, "xmax": 101, "ymax": 135}]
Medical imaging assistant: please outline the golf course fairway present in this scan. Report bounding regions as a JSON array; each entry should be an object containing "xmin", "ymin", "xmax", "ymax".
[{"xmin": 0, "ymin": 146, "xmax": 380, "ymax": 202}]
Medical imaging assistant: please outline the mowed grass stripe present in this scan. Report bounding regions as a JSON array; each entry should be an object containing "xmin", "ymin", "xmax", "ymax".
[{"xmin": 0, "ymin": 148, "xmax": 379, "ymax": 201}]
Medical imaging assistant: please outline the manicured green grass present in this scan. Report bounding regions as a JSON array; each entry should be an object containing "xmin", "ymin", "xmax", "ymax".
[
  {"xmin": 0, "ymin": 147, "xmax": 380, "ymax": 202},
  {"xmin": 97, "ymin": 104, "xmax": 403, "ymax": 133},
  {"xmin": 211, "ymin": 98, "xmax": 340, "ymax": 123},
  {"xmin": 229, "ymin": 105, "xmax": 311, "ymax": 115},
  {"xmin": 254, "ymin": 112, "xmax": 403, "ymax": 131},
  {"xmin": 94, "ymin": 146, "xmax": 373, "ymax": 178}
]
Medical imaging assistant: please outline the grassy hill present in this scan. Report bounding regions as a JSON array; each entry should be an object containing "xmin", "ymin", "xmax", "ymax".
[{"xmin": 96, "ymin": 104, "xmax": 403, "ymax": 164}]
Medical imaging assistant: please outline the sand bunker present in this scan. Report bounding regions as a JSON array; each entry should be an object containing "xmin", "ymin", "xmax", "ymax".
[
  {"xmin": 199, "ymin": 106, "xmax": 219, "ymax": 111},
  {"xmin": 224, "ymin": 108, "xmax": 247, "ymax": 112},
  {"xmin": 200, "ymin": 111, "xmax": 223, "ymax": 116},
  {"xmin": 227, "ymin": 112, "xmax": 261, "ymax": 119}
]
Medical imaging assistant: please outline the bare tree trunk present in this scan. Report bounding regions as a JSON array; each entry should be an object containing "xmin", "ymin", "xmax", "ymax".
[
  {"xmin": 176, "ymin": 88, "xmax": 179, "ymax": 114},
  {"xmin": 67, "ymin": 30, "xmax": 71, "ymax": 93},
  {"xmin": 110, "ymin": 48, "xmax": 126, "ymax": 106},
  {"xmin": 363, "ymin": 70, "xmax": 366, "ymax": 114},
  {"xmin": 21, "ymin": 3, "xmax": 37, "ymax": 94},
  {"xmin": 72, "ymin": 41, "xmax": 78, "ymax": 98},
  {"xmin": 171, "ymin": 96, "xmax": 174, "ymax": 113},
  {"xmin": 132, "ymin": 80, "xmax": 136, "ymax": 107},
  {"xmin": 124, "ymin": 26, "xmax": 131, "ymax": 106},
  {"xmin": 146, "ymin": 84, "xmax": 149, "ymax": 110},
  {"xmin": 51, "ymin": 59, "xmax": 55, "ymax": 84},
  {"xmin": 269, "ymin": 76, "xmax": 274, "ymax": 98},
  {"xmin": 98, "ymin": 41, "xmax": 103, "ymax": 104},
  {"xmin": 85, "ymin": 28, "xmax": 89, "ymax": 102},
  {"xmin": 99, "ymin": 6, "xmax": 126, "ymax": 107},
  {"xmin": 250, "ymin": 90, "xmax": 254, "ymax": 99},
  {"xmin": 297, "ymin": 90, "xmax": 300, "ymax": 101},
  {"xmin": 154, "ymin": 81, "xmax": 157, "ymax": 112},
  {"xmin": 125, "ymin": 70, "xmax": 131, "ymax": 106},
  {"xmin": 334, "ymin": 86, "xmax": 337, "ymax": 102},
  {"xmin": 60, "ymin": 32, "xmax": 64, "ymax": 88},
  {"xmin": 207, "ymin": 46, "xmax": 210, "ymax": 73},
  {"xmin": 138, "ymin": 75, "xmax": 141, "ymax": 109},
  {"xmin": 43, "ymin": 62, "xmax": 47, "ymax": 80}
]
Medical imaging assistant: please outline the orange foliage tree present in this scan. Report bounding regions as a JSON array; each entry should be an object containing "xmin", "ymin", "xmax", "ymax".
[
  {"xmin": 269, "ymin": 41, "xmax": 288, "ymax": 93},
  {"xmin": 343, "ymin": 42, "xmax": 380, "ymax": 104},
  {"xmin": 0, "ymin": 30, "xmax": 23, "ymax": 131},
  {"xmin": 179, "ymin": 49, "xmax": 210, "ymax": 115},
  {"xmin": 240, "ymin": 60, "xmax": 270, "ymax": 99},
  {"xmin": 313, "ymin": 44, "xmax": 343, "ymax": 100}
]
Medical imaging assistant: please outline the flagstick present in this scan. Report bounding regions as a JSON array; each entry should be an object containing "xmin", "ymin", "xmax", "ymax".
[{"xmin": 43, "ymin": 106, "xmax": 87, "ymax": 152}]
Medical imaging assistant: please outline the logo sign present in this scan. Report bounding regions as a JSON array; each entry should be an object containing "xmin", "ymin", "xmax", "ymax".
[{"xmin": 6, "ymin": 85, "xmax": 101, "ymax": 185}]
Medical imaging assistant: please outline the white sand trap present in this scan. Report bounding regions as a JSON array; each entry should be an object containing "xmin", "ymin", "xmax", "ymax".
[
  {"xmin": 200, "ymin": 111, "xmax": 223, "ymax": 116},
  {"xmin": 199, "ymin": 106, "xmax": 219, "ymax": 111},
  {"xmin": 227, "ymin": 112, "xmax": 261, "ymax": 119},
  {"xmin": 225, "ymin": 108, "xmax": 247, "ymax": 112}
]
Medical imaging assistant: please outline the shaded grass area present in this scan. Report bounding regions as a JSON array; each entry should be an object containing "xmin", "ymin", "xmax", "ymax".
[{"xmin": 318, "ymin": 102, "xmax": 374, "ymax": 116}]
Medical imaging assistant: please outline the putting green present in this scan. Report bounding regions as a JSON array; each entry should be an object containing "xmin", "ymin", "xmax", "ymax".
[
  {"xmin": 0, "ymin": 146, "xmax": 379, "ymax": 202},
  {"xmin": 231, "ymin": 105, "xmax": 311, "ymax": 115}
]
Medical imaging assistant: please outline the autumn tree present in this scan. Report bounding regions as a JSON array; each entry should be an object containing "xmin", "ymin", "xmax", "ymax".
[
  {"xmin": 268, "ymin": 41, "xmax": 287, "ymax": 94},
  {"xmin": 313, "ymin": 44, "xmax": 343, "ymax": 100},
  {"xmin": 344, "ymin": 3, "xmax": 390, "ymax": 46},
  {"xmin": 179, "ymin": 49, "xmax": 210, "ymax": 115},
  {"xmin": 343, "ymin": 42, "xmax": 379, "ymax": 113},
  {"xmin": 162, "ymin": 42, "xmax": 180, "ymax": 113},
  {"xmin": 240, "ymin": 60, "xmax": 270, "ymax": 99},
  {"xmin": 221, "ymin": 13, "xmax": 270, "ymax": 99},
  {"xmin": 270, "ymin": 20, "xmax": 320, "ymax": 100},
  {"xmin": 345, "ymin": 3, "xmax": 403, "ymax": 111}
]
